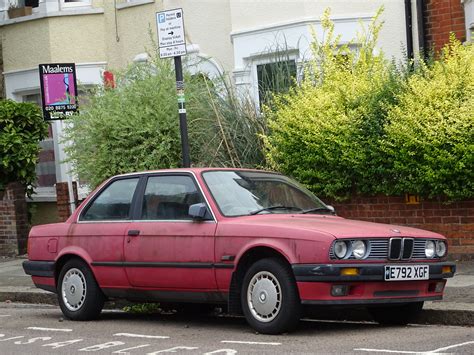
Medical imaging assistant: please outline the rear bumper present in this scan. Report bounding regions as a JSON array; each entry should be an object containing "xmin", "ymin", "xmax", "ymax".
[
  {"xmin": 22, "ymin": 260, "xmax": 55, "ymax": 278},
  {"xmin": 293, "ymin": 262, "xmax": 455, "ymax": 305}
]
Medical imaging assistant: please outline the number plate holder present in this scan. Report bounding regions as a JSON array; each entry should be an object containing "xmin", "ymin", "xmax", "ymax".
[{"xmin": 384, "ymin": 265, "xmax": 429, "ymax": 281}]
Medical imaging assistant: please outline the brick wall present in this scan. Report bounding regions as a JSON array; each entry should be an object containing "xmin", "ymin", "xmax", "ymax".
[
  {"xmin": 56, "ymin": 182, "xmax": 78, "ymax": 222},
  {"xmin": 0, "ymin": 183, "xmax": 29, "ymax": 256},
  {"xmin": 326, "ymin": 196, "xmax": 473, "ymax": 261},
  {"xmin": 424, "ymin": 0, "xmax": 466, "ymax": 53}
]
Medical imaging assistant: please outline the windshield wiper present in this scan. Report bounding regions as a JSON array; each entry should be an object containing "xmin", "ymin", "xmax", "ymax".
[
  {"xmin": 249, "ymin": 205, "xmax": 303, "ymax": 215},
  {"xmin": 301, "ymin": 207, "xmax": 334, "ymax": 214}
]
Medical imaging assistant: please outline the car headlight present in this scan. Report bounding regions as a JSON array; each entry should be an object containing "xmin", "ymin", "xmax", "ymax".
[
  {"xmin": 436, "ymin": 241, "xmax": 447, "ymax": 257},
  {"xmin": 425, "ymin": 240, "xmax": 436, "ymax": 258},
  {"xmin": 352, "ymin": 240, "xmax": 367, "ymax": 259},
  {"xmin": 334, "ymin": 240, "xmax": 348, "ymax": 259}
]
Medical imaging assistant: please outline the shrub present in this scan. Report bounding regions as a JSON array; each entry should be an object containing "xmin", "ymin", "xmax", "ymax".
[
  {"xmin": 0, "ymin": 99, "xmax": 48, "ymax": 196},
  {"xmin": 64, "ymin": 56, "xmax": 265, "ymax": 188},
  {"xmin": 264, "ymin": 9, "xmax": 401, "ymax": 199},
  {"xmin": 383, "ymin": 37, "xmax": 474, "ymax": 200}
]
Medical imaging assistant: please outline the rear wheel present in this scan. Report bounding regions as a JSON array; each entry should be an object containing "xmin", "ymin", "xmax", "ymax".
[
  {"xmin": 57, "ymin": 259, "xmax": 105, "ymax": 321},
  {"xmin": 241, "ymin": 258, "xmax": 301, "ymax": 334},
  {"xmin": 368, "ymin": 301, "xmax": 424, "ymax": 325}
]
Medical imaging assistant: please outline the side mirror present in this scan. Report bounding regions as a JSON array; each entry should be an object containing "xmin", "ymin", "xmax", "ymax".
[
  {"xmin": 326, "ymin": 205, "xmax": 336, "ymax": 215},
  {"xmin": 189, "ymin": 203, "xmax": 212, "ymax": 220}
]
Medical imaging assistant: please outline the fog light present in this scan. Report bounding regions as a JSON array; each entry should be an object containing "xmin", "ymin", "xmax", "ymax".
[
  {"xmin": 435, "ymin": 282, "xmax": 445, "ymax": 293},
  {"xmin": 442, "ymin": 266, "xmax": 452, "ymax": 274},
  {"xmin": 331, "ymin": 285, "xmax": 349, "ymax": 297},
  {"xmin": 341, "ymin": 268, "xmax": 359, "ymax": 276}
]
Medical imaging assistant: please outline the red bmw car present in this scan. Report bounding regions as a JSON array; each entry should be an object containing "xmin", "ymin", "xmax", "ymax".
[{"xmin": 24, "ymin": 168, "xmax": 455, "ymax": 334}]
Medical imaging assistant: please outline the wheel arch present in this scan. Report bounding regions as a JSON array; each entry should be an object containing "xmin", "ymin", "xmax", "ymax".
[
  {"xmin": 54, "ymin": 248, "xmax": 94, "ymax": 285},
  {"xmin": 227, "ymin": 245, "xmax": 295, "ymax": 315}
]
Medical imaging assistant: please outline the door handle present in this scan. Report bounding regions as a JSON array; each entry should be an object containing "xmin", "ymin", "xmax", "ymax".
[{"xmin": 127, "ymin": 230, "xmax": 140, "ymax": 236}]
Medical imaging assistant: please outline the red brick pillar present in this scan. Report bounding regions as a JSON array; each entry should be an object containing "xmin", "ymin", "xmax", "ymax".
[
  {"xmin": 424, "ymin": 0, "xmax": 466, "ymax": 53},
  {"xmin": 56, "ymin": 181, "xmax": 78, "ymax": 222},
  {"xmin": 0, "ymin": 183, "xmax": 29, "ymax": 256}
]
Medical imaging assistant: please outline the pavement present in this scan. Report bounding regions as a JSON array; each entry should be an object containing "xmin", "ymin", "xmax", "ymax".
[{"xmin": 0, "ymin": 256, "xmax": 473, "ymax": 326}]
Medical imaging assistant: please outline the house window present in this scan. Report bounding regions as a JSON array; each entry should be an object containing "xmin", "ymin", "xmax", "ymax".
[
  {"xmin": 61, "ymin": 0, "xmax": 91, "ymax": 9},
  {"xmin": 257, "ymin": 60, "xmax": 297, "ymax": 107},
  {"xmin": 25, "ymin": 0, "xmax": 39, "ymax": 7},
  {"xmin": 23, "ymin": 94, "xmax": 57, "ymax": 188}
]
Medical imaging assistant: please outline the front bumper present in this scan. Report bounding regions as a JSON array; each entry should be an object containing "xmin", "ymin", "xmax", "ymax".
[{"xmin": 292, "ymin": 262, "xmax": 455, "ymax": 305}]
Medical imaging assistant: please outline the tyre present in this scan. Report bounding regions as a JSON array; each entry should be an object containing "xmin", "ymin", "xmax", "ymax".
[
  {"xmin": 368, "ymin": 301, "xmax": 424, "ymax": 325},
  {"xmin": 57, "ymin": 259, "xmax": 105, "ymax": 321},
  {"xmin": 241, "ymin": 258, "xmax": 301, "ymax": 334}
]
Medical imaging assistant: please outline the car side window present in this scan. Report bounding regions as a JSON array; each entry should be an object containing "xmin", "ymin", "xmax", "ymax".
[
  {"xmin": 141, "ymin": 175, "xmax": 204, "ymax": 220},
  {"xmin": 81, "ymin": 178, "xmax": 139, "ymax": 221}
]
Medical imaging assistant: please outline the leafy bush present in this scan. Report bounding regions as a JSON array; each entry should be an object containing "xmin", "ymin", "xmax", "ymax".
[
  {"xmin": 264, "ymin": 11, "xmax": 473, "ymax": 201},
  {"xmin": 0, "ymin": 99, "xmax": 48, "ymax": 196},
  {"xmin": 264, "ymin": 9, "xmax": 401, "ymax": 199},
  {"xmin": 65, "ymin": 57, "xmax": 265, "ymax": 188},
  {"xmin": 383, "ymin": 37, "xmax": 474, "ymax": 200}
]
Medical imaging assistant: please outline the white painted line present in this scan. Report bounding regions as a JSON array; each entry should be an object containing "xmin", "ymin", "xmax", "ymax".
[
  {"xmin": 113, "ymin": 344, "xmax": 150, "ymax": 353},
  {"xmin": 354, "ymin": 349, "xmax": 419, "ymax": 354},
  {"xmin": 27, "ymin": 327, "xmax": 73, "ymax": 332},
  {"xmin": 113, "ymin": 333, "xmax": 170, "ymax": 339},
  {"xmin": 221, "ymin": 340, "xmax": 281, "ymax": 346},
  {"xmin": 431, "ymin": 341, "xmax": 474, "ymax": 353},
  {"xmin": 0, "ymin": 315, "xmax": 11, "ymax": 317}
]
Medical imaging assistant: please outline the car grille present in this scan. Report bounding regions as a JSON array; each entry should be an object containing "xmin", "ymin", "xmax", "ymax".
[{"xmin": 329, "ymin": 238, "xmax": 432, "ymax": 260}]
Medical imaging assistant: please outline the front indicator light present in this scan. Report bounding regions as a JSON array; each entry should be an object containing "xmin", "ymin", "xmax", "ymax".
[
  {"xmin": 442, "ymin": 266, "xmax": 452, "ymax": 274},
  {"xmin": 331, "ymin": 285, "xmax": 349, "ymax": 297},
  {"xmin": 341, "ymin": 268, "xmax": 359, "ymax": 276}
]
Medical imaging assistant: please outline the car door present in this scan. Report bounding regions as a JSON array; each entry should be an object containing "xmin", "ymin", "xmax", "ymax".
[
  {"xmin": 70, "ymin": 176, "xmax": 140, "ymax": 289},
  {"xmin": 124, "ymin": 173, "xmax": 218, "ymax": 289}
]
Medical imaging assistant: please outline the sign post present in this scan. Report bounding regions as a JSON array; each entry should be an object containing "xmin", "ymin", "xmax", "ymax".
[
  {"xmin": 38, "ymin": 63, "xmax": 78, "ymax": 213},
  {"xmin": 156, "ymin": 8, "xmax": 190, "ymax": 168}
]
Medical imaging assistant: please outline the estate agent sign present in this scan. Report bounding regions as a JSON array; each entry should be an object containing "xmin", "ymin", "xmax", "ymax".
[{"xmin": 39, "ymin": 63, "xmax": 78, "ymax": 120}]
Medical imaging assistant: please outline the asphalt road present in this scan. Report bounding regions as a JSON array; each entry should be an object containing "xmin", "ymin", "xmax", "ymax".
[{"xmin": 0, "ymin": 303, "xmax": 473, "ymax": 354}]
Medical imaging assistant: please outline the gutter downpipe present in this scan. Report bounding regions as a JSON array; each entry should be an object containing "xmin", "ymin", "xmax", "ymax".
[{"xmin": 405, "ymin": 0, "xmax": 415, "ymax": 61}]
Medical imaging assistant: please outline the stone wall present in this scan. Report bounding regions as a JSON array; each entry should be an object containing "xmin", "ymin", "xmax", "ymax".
[
  {"xmin": 0, "ymin": 183, "xmax": 28, "ymax": 256},
  {"xmin": 327, "ymin": 196, "xmax": 474, "ymax": 261}
]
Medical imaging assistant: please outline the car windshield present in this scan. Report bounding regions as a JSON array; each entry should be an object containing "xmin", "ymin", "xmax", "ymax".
[{"xmin": 202, "ymin": 170, "xmax": 330, "ymax": 217}]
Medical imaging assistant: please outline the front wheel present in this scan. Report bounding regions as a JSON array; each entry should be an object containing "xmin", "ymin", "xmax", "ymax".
[
  {"xmin": 241, "ymin": 258, "xmax": 301, "ymax": 334},
  {"xmin": 57, "ymin": 259, "xmax": 105, "ymax": 321},
  {"xmin": 368, "ymin": 301, "xmax": 424, "ymax": 325}
]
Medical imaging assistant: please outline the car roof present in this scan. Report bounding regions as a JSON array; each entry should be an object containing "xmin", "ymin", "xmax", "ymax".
[{"xmin": 112, "ymin": 167, "xmax": 280, "ymax": 179}]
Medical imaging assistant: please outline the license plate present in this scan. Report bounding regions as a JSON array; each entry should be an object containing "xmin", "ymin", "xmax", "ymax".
[{"xmin": 384, "ymin": 265, "xmax": 429, "ymax": 281}]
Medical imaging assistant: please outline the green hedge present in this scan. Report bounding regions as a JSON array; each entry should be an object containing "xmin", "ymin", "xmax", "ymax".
[
  {"xmin": 264, "ymin": 11, "xmax": 473, "ymax": 201},
  {"xmin": 0, "ymin": 99, "xmax": 48, "ymax": 196}
]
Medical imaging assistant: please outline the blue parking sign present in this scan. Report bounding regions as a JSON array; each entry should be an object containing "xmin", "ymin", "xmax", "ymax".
[{"xmin": 158, "ymin": 13, "xmax": 165, "ymax": 23}]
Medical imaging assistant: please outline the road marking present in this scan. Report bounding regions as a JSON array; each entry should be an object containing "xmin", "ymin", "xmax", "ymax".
[
  {"xmin": 221, "ymin": 340, "xmax": 281, "ymax": 346},
  {"xmin": 0, "ymin": 315, "xmax": 11, "ymax": 317},
  {"xmin": 113, "ymin": 344, "xmax": 151, "ymax": 353},
  {"xmin": 355, "ymin": 341, "xmax": 474, "ymax": 354},
  {"xmin": 27, "ymin": 326, "xmax": 73, "ymax": 332},
  {"xmin": 0, "ymin": 336, "xmax": 24, "ymax": 342},
  {"xmin": 79, "ymin": 341, "xmax": 125, "ymax": 352},
  {"xmin": 114, "ymin": 333, "xmax": 170, "ymax": 339},
  {"xmin": 15, "ymin": 337, "xmax": 52, "ymax": 345},
  {"xmin": 431, "ymin": 341, "xmax": 474, "ymax": 353},
  {"xmin": 147, "ymin": 346, "xmax": 199, "ymax": 354},
  {"xmin": 43, "ymin": 339, "xmax": 83, "ymax": 349}
]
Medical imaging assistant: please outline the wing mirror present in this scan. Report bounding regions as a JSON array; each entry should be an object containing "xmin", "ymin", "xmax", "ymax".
[
  {"xmin": 326, "ymin": 205, "xmax": 336, "ymax": 215},
  {"xmin": 189, "ymin": 203, "xmax": 212, "ymax": 220}
]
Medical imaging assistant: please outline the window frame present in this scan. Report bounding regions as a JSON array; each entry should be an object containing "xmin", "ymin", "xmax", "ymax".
[
  {"xmin": 134, "ymin": 172, "xmax": 215, "ymax": 222},
  {"xmin": 78, "ymin": 175, "xmax": 143, "ymax": 223}
]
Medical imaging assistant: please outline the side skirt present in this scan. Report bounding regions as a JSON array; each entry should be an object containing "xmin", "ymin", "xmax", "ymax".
[{"xmin": 102, "ymin": 288, "xmax": 228, "ymax": 304}]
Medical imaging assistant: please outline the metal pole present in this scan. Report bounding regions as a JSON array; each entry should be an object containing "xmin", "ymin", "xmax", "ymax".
[{"xmin": 174, "ymin": 55, "xmax": 191, "ymax": 168}]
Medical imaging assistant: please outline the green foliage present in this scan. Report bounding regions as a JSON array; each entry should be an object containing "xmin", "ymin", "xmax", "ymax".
[
  {"xmin": 65, "ymin": 57, "xmax": 265, "ymax": 188},
  {"xmin": 264, "ymin": 8, "xmax": 400, "ymax": 199},
  {"xmin": 123, "ymin": 303, "xmax": 162, "ymax": 314},
  {"xmin": 264, "ymin": 10, "xmax": 473, "ymax": 201},
  {"xmin": 383, "ymin": 37, "xmax": 474, "ymax": 200},
  {"xmin": 0, "ymin": 99, "xmax": 48, "ymax": 196}
]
